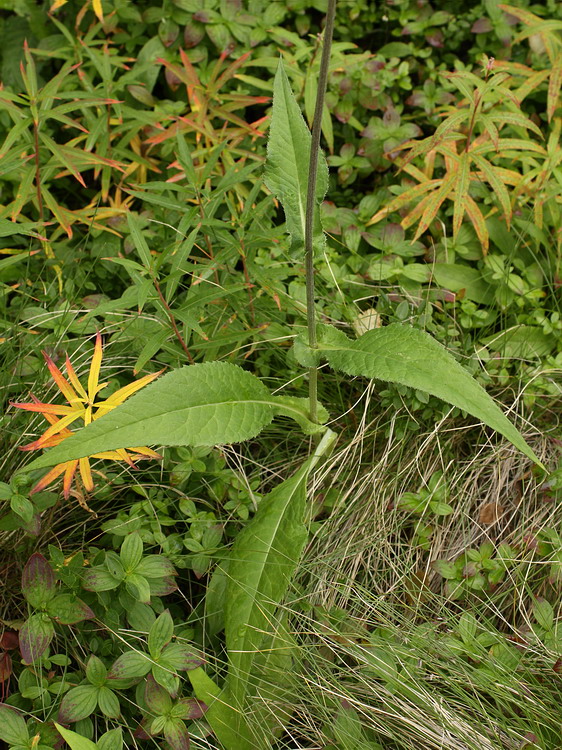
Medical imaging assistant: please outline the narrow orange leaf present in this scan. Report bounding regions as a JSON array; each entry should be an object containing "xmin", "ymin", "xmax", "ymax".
[
  {"xmin": 464, "ymin": 195, "xmax": 489, "ymax": 254},
  {"xmin": 79, "ymin": 457, "xmax": 94, "ymax": 492},
  {"xmin": 43, "ymin": 352, "xmax": 81, "ymax": 405},
  {"xmin": 63, "ymin": 460, "xmax": 79, "ymax": 499}
]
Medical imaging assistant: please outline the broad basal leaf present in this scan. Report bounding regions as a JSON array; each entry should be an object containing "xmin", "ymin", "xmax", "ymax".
[
  {"xmin": 264, "ymin": 60, "xmax": 328, "ymax": 251},
  {"xmin": 18, "ymin": 362, "xmax": 325, "ymax": 474},
  {"xmin": 316, "ymin": 324, "xmax": 542, "ymax": 466}
]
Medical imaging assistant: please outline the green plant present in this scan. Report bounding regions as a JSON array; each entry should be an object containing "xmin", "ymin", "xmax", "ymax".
[{"xmin": 434, "ymin": 541, "xmax": 516, "ymax": 599}]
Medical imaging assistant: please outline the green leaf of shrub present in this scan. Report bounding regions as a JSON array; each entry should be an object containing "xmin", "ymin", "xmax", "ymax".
[
  {"xmin": 107, "ymin": 651, "xmax": 151, "ymax": 680},
  {"xmin": 97, "ymin": 686, "xmax": 120, "ymax": 719},
  {"xmin": 148, "ymin": 610, "xmax": 174, "ymax": 658},
  {"xmin": 82, "ymin": 568, "xmax": 121, "ymax": 592},
  {"xmin": 97, "ymin": 728, "xmax": 123, "ymax": 750},
  {"xmin": 264, "ymin": 59, "xmax": 328, "ymax": 252},
  {"xmin": 85, "ymin": 655, "xmax": 107, "ymax": 687},
  {"xmin": 0, "ymin": 704, "xmax": 29, "ymax": 745},
  {"xmin": 20, "ymin": 362, "xmax": 310, "ymax": 471},
  {"xmin": 46, "ymin": 593, "xmax": 95, "ymax": 625},
  {"xmin": 58, "ymin": 684, "xmax": 99, "ymax": 723},
  {"xmin": 318, "ymin": 324, "xmax": 542, "ymax": 466},
  {"xmin": 120, "ymin": 533, "xmax": 144, "ymax": 571}
]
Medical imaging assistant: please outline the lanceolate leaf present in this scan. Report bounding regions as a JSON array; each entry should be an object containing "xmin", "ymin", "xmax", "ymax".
[
  {"xmin": 201, "ymin": 430, "xmax": 336, "ymax": 750},
  {"xmin": 19, "ymin": 614, "xmax": 55, "ymax": 664},
  {"xmin": 18, "ymin": 362, "xmax": 325, "ymax": 474},
  {"xmin": 264, "ymin": 60, "xmax": 328, "ymax": 251},
  {"xmin": 317, "ymin": 324, "xmax": 542, "ymax": 466},
  {"xmin": 225, "ymin": 463, "xmax": 309, "ymax": 704}
]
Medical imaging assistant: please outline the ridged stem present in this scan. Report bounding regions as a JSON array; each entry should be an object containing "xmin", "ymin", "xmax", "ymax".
[{"xmin": 304, "ymin": 0, "xmax": 336, "ymax": 423}]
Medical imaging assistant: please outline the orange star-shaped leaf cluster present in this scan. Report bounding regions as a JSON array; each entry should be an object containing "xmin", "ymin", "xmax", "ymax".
[{"xmin": 11, "ymin": 333, "xmax": 163, "ymax": 499}]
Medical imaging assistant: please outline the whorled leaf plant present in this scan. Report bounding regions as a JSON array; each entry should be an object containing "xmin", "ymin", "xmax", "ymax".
[{"xmin": 13, "ymin": 0, "xmax": 545, "ymax": 747}]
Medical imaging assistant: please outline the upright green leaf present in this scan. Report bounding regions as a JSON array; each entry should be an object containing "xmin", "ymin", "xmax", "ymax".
[
  {"xmin": 19, "ymin": 363, "xmax": 325, "ymax": 474},
  {"xmin": 264, "ymin": 60, "xmax": 328, "ymax": 251},
  {"xmin": 202, "ymin": 430, "xmax": 336, "ymax": 750},
  {"xmin": 316, "ymin": 324, "xmax": 542, "ymax": 466}
]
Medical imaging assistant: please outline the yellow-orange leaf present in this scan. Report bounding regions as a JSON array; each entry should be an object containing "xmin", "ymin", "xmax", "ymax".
[
  {"xmin": 452, "ymin": 152, "xmax": 470, "ymax": 239},
  {"xmin": 92, "ymin": 0, "xmax": 103, "ymax": 22}
]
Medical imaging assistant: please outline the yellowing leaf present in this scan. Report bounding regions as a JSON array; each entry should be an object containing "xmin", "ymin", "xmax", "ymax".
[
  {"xmin": 413, "ymin": 171, "xmax": 456, "ymax": 238},
  {"xmin": 547, "ymin": 53, "xmax": 562, "ymax": 122},
  {"xmin": 92, "ymin": 0, "xmax": 103, "ymax": 22},
  {"xmin": 463, "ymin": 195, "xmax": 488, "ymax": 253},
  {"xmin": 452, "ymin": 152, "xmax": 470, "ymax": 238}
]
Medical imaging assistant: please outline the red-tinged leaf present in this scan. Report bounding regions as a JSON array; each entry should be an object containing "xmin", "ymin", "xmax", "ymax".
[
  {"xmin": 46, "ymin": 593, "xmax": 95, "ymax": 624},
  {"xmin": 163, "ymin": 718, "xmax": 190, "ymax": 750},
  {"xmin": 486, "ymin": 111, "xmax": 543, "ymax": 137},
  {"xmin": 134, "ymin": 717, "xmax": 152, "ymax": 740},
  {"xmin": 148, "ymin": 576, "xmax": 178, "ymax": 596},
  {"xmin": 0, "ymin": 631, "xmax": 19, "ymax": 651},
  {"xmin": 547, "ymin": 54, "xmax": 562, "ymax": 122},
  {"xmin": 160, "ymin": 643, "xmax": 204, "ymax": 672},
  {"xmin": 452, "ymin": 152, "xmax": 470, "ymax": 238},
  {"xmin": 512, "ymin": 68, "xmax": 550, "ymax": 104},
  {"xmin": 82, "ymin": 567, "xmax": 120, "ymax": 592},
  {"xmin": 477, "ymin": 114, "xmax": 499, "ymax": 151},
  {"xmin": 58, "ymin": 684, "xmax": 98, "ymax": 723},
  {"xmin": 157, "ymin": 58, "xmax": 198, "ymax": 90},
  {"xmin": 19, "ymin": 613, "xmax": 55, "ymax": 664},
  {"xmin": 464, "ymin": 194, "xmax": 489, "ymax": 253},
  {"xmin": 107, "ymin": 651, "xmax": 151, "ymax": 681},
  {"xmin": 136, "ymin": 555, "xmax": 177, "ymax": 579},
  {"xmin": 413, "ymin": 171, "xmax": 457, "ymax": 238},
  {"xmin": 472, "ymin": 154, "xmax": 512, "ymax": 225},
  {"xmin": 0, "ymin": 652, "xmax": 12, "ymax": 683},
  {"xmin": 41, "ymin": 187, "xmax": 73, "ymax": 238},
  {"xmin": 471, "ymin": 138, "xmax": 546, "ymax": 156},
  {"xmin": 471, "ymin": 17, "xmax": 492, "ymax": 33},
  {"xmin": 176, "ymin": 698, "xmax": 207, "ymax": 721},
  {"xmin": 22, "ymin": 553, "xmax": 56, "ymax": 608},
  {"xmin": 39, "ymin": 133, "xmax": 86, "ymax": 187},
  {"xmin": 368, "ymin": 179, "xmax": 440, "ymax": 225},
  {"xmin": 144, "ymin": 673, "xmax": 172, "ymax": 715},
  {"xmin": 10, "ymin": 168, "xmax": 35, "ymax": 223}
]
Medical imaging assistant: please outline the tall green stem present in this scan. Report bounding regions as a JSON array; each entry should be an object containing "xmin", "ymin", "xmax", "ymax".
[{"xmin": 305, "ymin": 0, "xmax": 336, "ymax": 424}]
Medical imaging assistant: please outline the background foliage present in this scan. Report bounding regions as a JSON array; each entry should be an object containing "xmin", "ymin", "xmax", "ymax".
[{"xmin": 1, "ymin": 1, "xmax": 562, "ymax": 749}]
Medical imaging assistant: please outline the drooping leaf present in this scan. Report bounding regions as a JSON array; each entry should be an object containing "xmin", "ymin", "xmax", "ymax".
[
  {"xmin": 264, "ymin": 60, "xmax": 328, "ymax": 251},
  {"xmin": 18, "ymin": 362, "xmax": 324, "ymax": 473},
  {"xmin": 144, "ymin": 674, "xmax": 172, "ymax": 715},
  {"xmin": 21, "ymin": 553, "xmax": 56, "ymax": 608},
  {"xmin": 46, "ymin": 593, "xmax": 95, "ymax": 625},
  {"xmin": 316, "ymin": 324, "xmax": 542, "ymax": 466},
  {"xmin": 19, "ymin": 614, "xmax": 55, "ymax": 664},
  {"xmin": 206, "ymin": 430, "xmax": 336, "ymax": 749},
  {"xmin": 0, "ymin": 704, "xmax": 29, "ymax": 745}
]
